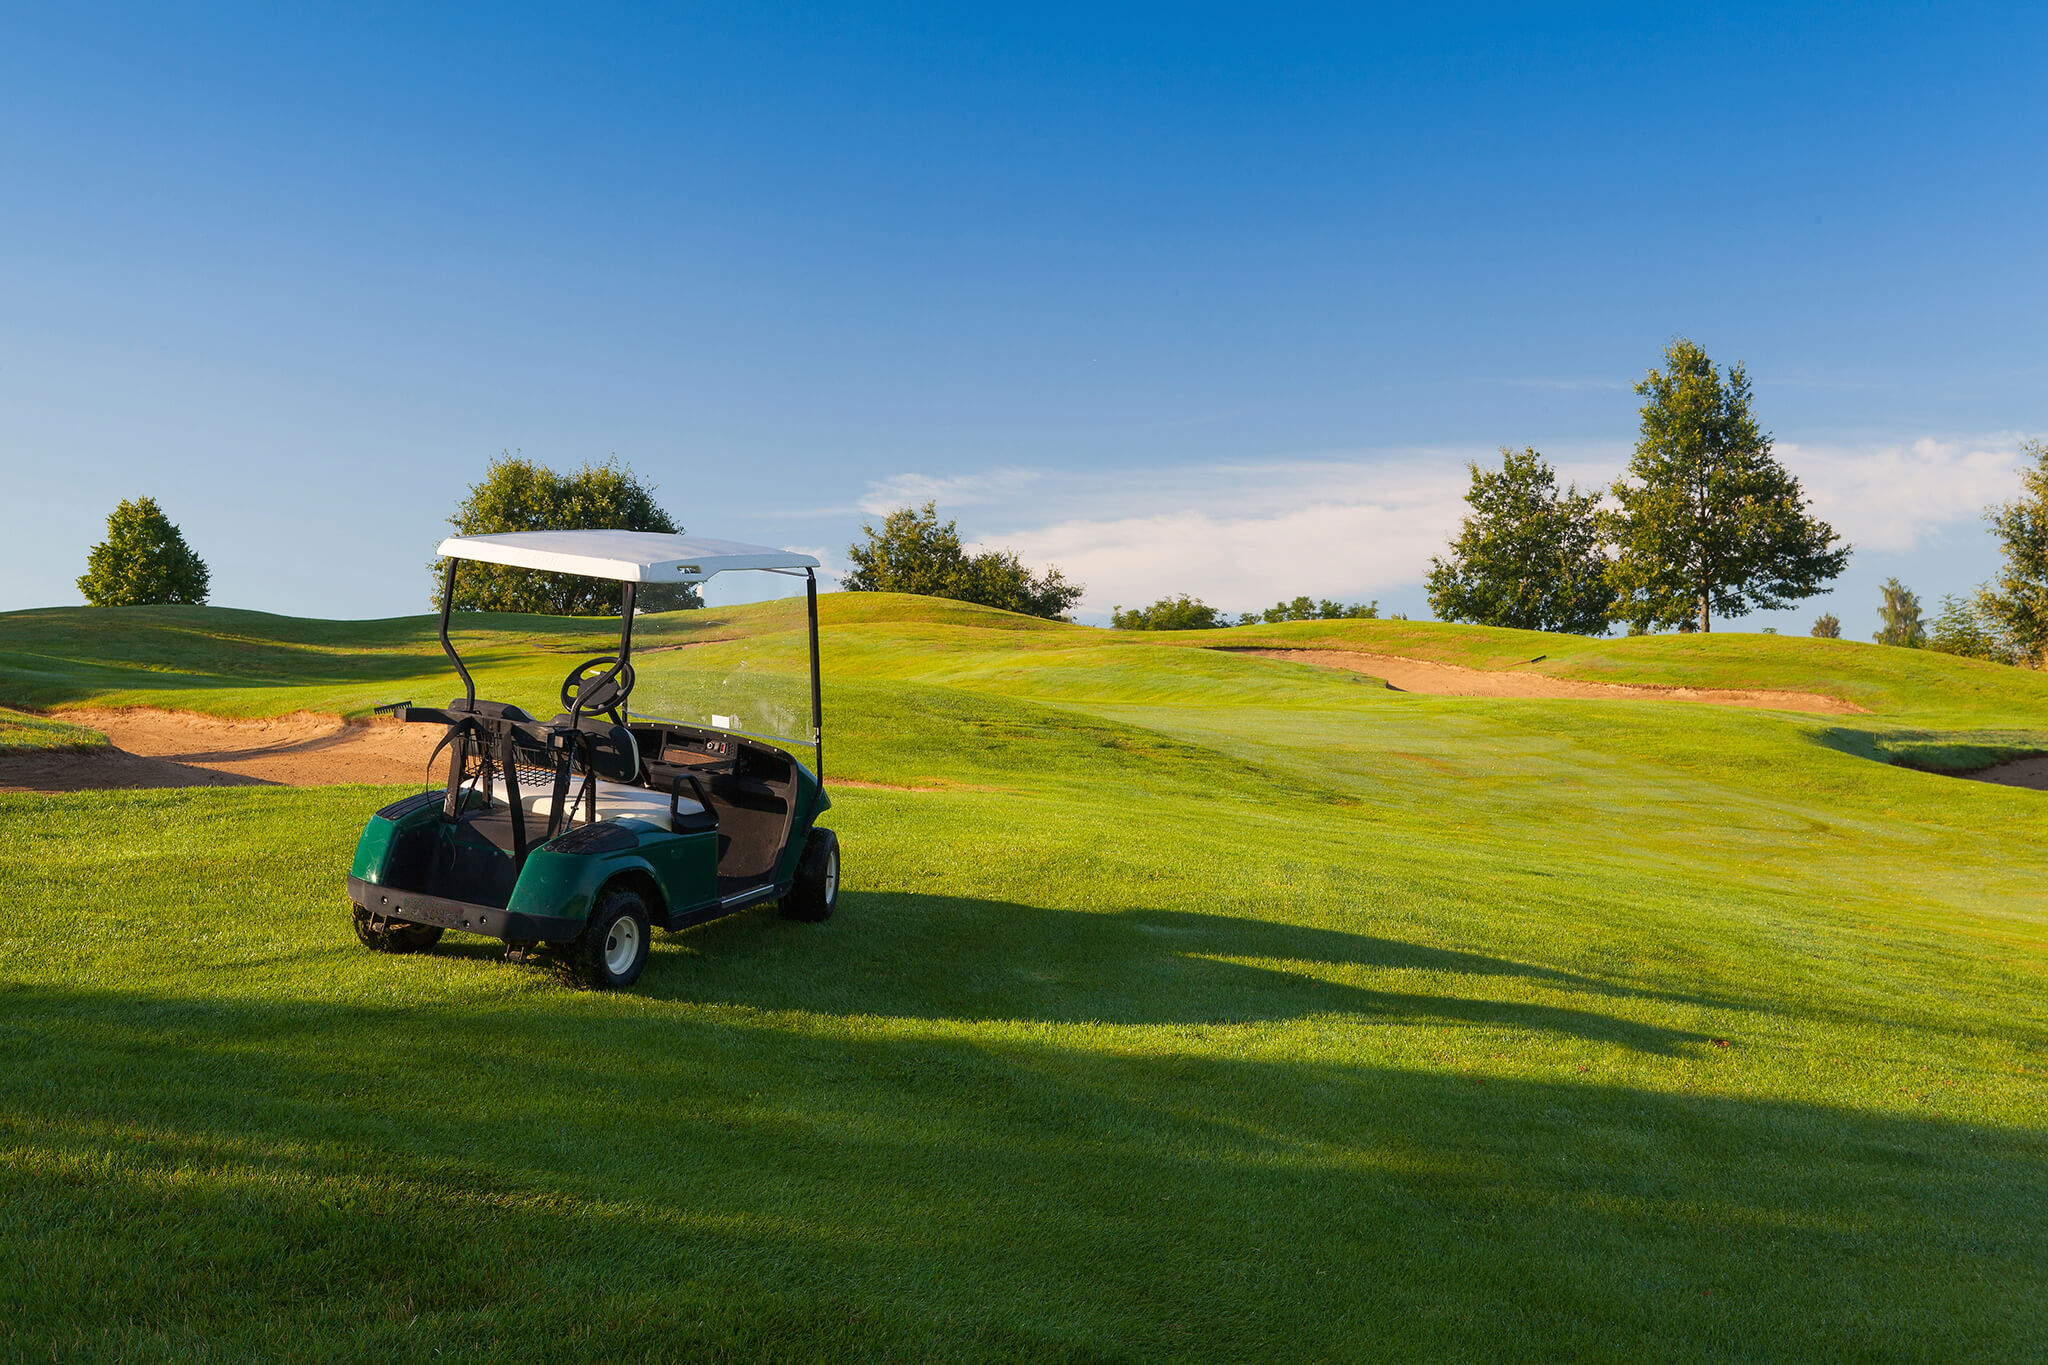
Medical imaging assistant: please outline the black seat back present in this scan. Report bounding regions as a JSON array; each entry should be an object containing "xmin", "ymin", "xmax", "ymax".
[{"xmin": 547, "ymin": 714, "xmax": 641, "ymax": 783}]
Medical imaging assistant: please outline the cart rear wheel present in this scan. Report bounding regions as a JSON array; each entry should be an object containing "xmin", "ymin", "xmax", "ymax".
[
  {"xmin": 780, "ymin": 828, "xmax": 839, "ymax": 922},
  {"xmin": 562, "ymin": 887, "xmax": 651, "ymax": 989},
  {"xmin": 351, "ymin": 905, "xmax": 444, "ymax": 953}
]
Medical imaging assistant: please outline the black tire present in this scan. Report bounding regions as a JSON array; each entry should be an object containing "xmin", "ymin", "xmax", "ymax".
[
  {"xmin": 780, "ymin": 828, "xmax": 839, "ymax": 922},
  {"xmin": 562, "ymin": 887, "xmax": 652, "ymax": 989},
  {"xmin": 351, "ymin": 905, "xmax": 444, "ymax": 953}
]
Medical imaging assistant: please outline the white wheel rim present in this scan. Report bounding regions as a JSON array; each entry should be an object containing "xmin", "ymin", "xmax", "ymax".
[
  {"xmin": 823, "ymin": 848, "xmax": 838, "ymax": 902},
  {"xmin": 604, "ymin": 916, "xmax": 640, "ymax": 974}
]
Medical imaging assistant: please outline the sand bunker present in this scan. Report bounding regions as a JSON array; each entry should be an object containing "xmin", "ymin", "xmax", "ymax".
[
  {"xmin": 0, "ymin": 709, "xmax": 443, "ymax": 793},
  {"xmin": 1957, "ymin": 755, "xmax": 2048, "ymax": 791},
  {"xmin": 1223, "ymin": 649, "xmax": 1863, "ymax": 714}
]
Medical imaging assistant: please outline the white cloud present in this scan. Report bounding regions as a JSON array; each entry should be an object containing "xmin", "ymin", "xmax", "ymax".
[
  {"xmin": 960, "ymin": 455, "xmax": 1485, "ymax": 615},
  {"xmin": 857, "ymin": 432, "xmax": 2034, "ymax": 618},
  {"xmin": 1778, "ymin": 434, "xmax": 2029, "ymax": 552}
]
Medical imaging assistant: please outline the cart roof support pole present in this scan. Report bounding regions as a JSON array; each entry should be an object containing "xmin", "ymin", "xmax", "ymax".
[
  {"xmin": 806, "ymin": 568, "xmax": 824, "ymax": 781},
  {"xmin": 439, "ymin": 558, "xmax": 475, "ymax": 708},
  {"xmin": 617, "ymin": 582, "xmax": 637, "ymax": 724}
]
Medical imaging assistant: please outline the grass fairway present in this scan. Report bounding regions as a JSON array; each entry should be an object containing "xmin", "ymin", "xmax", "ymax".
[{"xmin": 3, "ymin": 597, "xmax": 2046, "ymax": 1361}]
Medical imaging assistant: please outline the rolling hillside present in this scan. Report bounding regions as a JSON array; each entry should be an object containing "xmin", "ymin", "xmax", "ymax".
[{"xmin": 2, "ymin": 597, "xmax": 2044, "ymax": 1362}]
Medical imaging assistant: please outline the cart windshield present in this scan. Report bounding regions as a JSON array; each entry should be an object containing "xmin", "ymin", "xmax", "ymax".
[
  {"xmin": 627, "ymin": 624, "xmax": 814, "ymax": 751},
  {"xmin": 432, "ymin": 531, "xmax": 825, "ymax": 770}
]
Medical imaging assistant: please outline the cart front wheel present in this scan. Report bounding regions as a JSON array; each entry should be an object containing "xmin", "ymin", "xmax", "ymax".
[
  {"xmin": 562, "ymin": 887, "xmax": 651, "ymax": 989},
  {"xmin": 780, "ymin": 828, "xmax": 839, "ymax": 922},
  {"xmin": 351, "ymin": 905, "xmax": 444, "ymax": 953}
]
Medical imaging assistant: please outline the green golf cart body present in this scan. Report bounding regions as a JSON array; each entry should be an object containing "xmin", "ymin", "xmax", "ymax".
[{"xmin": 344, "ymin": 530, "xmax": 840, "ymax": 988}]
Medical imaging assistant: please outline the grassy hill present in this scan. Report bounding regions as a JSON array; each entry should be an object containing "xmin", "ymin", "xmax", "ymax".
[{"xmin": 3, "ymin": 597, "xmax": 2045, "ymax": 1361}]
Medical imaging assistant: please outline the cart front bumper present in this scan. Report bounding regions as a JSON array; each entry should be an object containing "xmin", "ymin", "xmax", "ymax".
[{"xmin": 346, "ymin": 875, "xmax": 587, "ymax": 942}]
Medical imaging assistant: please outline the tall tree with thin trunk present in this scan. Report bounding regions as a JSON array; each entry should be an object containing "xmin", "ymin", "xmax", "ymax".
[
  {"xmin": 1872, "ymin": 578, "xmax": 1926, "ymax": 647},
  {"xmin": 1603, "ymin": 338, "xmax": 1849, "ymax": 633},
  {"xmin": 1977, "ymin": 438, "xmax": 2048, "ymax": 666}
]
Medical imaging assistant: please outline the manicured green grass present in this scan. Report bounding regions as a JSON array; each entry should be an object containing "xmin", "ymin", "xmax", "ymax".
[
  {"xmin": 0, "ymin": 704, "xmax": 106, "ymax": 751},
  {"xmin": 3, "ymin": 598, "xmax": 2045, "ymax": 1361}
]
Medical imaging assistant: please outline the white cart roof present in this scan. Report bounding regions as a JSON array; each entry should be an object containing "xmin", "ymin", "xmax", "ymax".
[{"xmin": 437, "ymin": 531, "xmax": 819, "ymax": 583}]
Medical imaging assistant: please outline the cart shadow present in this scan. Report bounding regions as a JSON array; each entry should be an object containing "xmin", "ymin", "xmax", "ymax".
[{"xmin": 638, "ymin": 892, "xmax": 1737, "ymax": 1055}]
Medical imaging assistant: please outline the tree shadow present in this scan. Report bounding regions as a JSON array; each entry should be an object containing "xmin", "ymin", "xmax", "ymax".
[
  {"xmin": 1, "ymin": 983, "xmax": 2040, "ymax": 1361},
  {"xmin": 627, "ymin": 893, "xmax": 1737, "ymax": 1055}
]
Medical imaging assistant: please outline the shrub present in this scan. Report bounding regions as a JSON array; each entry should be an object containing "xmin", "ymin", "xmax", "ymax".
[{"xmin": 1811, "ymin": 613, "xmax": 1841, "ymax": 639}]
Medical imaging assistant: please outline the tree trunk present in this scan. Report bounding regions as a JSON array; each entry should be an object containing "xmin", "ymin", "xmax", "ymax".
[{"xmin": 1699, "ymin": 593, "xmax": 1710, "ymax": 633}]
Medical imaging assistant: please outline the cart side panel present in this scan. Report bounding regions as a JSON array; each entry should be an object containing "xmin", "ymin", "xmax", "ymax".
[{"xmin": 633, "ymin": 828, "xmax": 720, "ymax": 922}]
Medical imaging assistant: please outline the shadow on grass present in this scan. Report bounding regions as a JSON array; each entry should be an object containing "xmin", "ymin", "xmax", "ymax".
[
  {"xmin": 0, "ymin": 982, "xmax": 2041, "ymax": 1362},
  {"xmin": 626, "ymin": 892, "xmax": 1733, "ymax": 1054},
  {"xmin": 1810, "ymin": 723, "xmax": 2048, "ymax": 775}
]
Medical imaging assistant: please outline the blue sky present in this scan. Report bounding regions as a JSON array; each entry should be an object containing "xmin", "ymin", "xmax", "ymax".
[{"xmin": 4, "ymin": 4, "xmax": 2043, "ymax": 630}]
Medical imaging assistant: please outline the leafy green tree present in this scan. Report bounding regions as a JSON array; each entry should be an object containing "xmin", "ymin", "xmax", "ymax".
[
  {"xmin": 77, "ymin": 497, "xmax": 211, "ymax": 606},
  {"xmin": 1111, "ymin": 595, "xmax": 1224, "ymax": 630},
  {"xmin": 842, "ymin": 501, "xmax": 1082, "ymax": 620},
  {"xmin": 1928, "ymin": 591, "xmax": 2018, "ymax": 664},
  {"xmin": 1872, "ymin": 578, "xmax": 1925, "ymax": 647},
  {"xmin": 1977, "ymin": 439, "xmax": 2048, "ymax": 666},
  {"xmin": 1810, "ymin": 612, "xmax": 1842, "ymax": 639},
  {"xmin": 1604, "ymin": 339, "xmax": 1848, "ymax": 633},
  {"xmin": 1426, "ymin": 447, "xmax": 1610, "ymax": 634},
  {"xmin": 436, "ymin": 453, "xmax": 700, "ymax": 616}
]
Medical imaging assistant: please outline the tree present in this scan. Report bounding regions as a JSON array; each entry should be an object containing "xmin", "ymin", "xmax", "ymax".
[
  {"xmin": 1810, "ymin": 612, "xmax": 1841, "ymax": 639},
  {"xmin": 1426, "ymin": 447, "xmax": 1610, "ymax": 634},
  {"xmin": 1928, "ymin": 591, "xmax": 2019, "ymax": 664},
  {"xmin": 842, "ymin": 502, "xmax": 1082, "ymax": 619},
  {"xmin": 77, "ymin": 497, "xmax": 211, "ymax": 606},
  {"xmin": 1872, "ymin": 578, "xmax": 1925, "ymax": 647},
  {"xmin": 1112, "ymin": 595, "xmax": 1224, "ymax": 630},
  {"xmin": 1978, "ymin": 439, "xmax": 2048, "ymax": 666},
  {"xmin": 1604, "ymin": 339, "xmax": 1849, "ymax": 633},
  {"xmin": 436, "ymin": 453, "xmax": 700, "ymax": 615}
]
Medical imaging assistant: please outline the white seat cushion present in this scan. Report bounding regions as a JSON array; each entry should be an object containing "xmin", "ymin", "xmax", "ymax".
[{"xmin": 494, "ymin": 778, "xmax": 702, "ymax": 833}]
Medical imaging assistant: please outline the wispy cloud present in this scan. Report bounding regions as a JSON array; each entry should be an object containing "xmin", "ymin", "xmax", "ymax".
[
  {"xmin": 852, "ymin": 432, "xmax": 2034, "ymax": 618},
  {"xmin": 856, "ymin": 468, "xmax": 1046, "ymax": 517}
]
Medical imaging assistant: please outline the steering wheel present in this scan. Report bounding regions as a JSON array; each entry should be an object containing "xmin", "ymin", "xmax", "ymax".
[{"xmin": 561, "ymin": 655, "xmax": 637, "ymax": 716}]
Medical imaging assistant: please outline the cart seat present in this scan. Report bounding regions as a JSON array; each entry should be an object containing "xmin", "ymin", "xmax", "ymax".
[{"xmin": 494, "ymin": 779, "xmax": 702, "ymax": 833}]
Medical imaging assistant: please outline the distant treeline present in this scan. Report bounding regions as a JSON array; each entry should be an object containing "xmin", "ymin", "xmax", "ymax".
[{"xmin": 1110, "ymin": 595, "xmax": 1395, "ymax": 631}]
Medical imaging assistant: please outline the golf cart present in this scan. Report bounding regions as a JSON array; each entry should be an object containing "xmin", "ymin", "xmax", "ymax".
[{"xmin": 344, "ymin": 530, "xmax": 839, "ymax": 989}]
